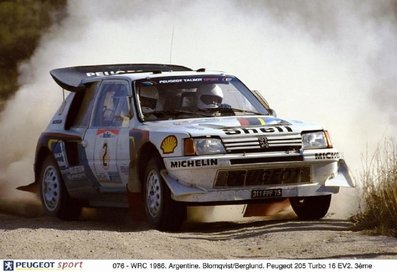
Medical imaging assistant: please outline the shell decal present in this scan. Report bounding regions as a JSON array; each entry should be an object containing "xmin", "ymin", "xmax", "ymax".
[{"xmin": 160, "ymin": 135, "xmax": 178, "ymax": 154}]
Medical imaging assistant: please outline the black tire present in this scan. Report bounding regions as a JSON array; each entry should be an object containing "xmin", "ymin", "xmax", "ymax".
[
  {"xmin": 143, "ymin": 158, "xmax": 186, "ymax": 231},
  {"xmin": 290, "ymin": 195, "xmax": 331, "ymax": 220},
  {"xmin": 39, "ymin": 156, "xmax": 82, "ymax": 220}
]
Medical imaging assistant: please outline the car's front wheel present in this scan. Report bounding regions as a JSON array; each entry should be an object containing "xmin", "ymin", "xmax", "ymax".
[
  {"xmin": 144, "ymin": 158, "xmax": 186, "ymax": 231},
  {"xmin": 39, "ymin": 156, "xmax": 82, "ymax": 220},
  {"xmin": 290, "ymin": 195, "xmax": 331, "ymax": 220}
]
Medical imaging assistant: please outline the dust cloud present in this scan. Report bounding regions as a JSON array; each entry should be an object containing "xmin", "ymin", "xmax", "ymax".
[{"xmin": 0, "ymin": 0, "xmax": 396, "ymax": 219}]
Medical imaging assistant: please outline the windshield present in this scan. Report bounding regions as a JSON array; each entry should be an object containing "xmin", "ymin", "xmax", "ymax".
[{"xmin": 135, "ymin": 75, "xmax": 269, "ymax": 121}]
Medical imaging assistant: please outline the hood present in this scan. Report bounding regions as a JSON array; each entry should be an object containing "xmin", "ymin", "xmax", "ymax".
[{"xmin": 142, "ymin": 116, "xmax": 323, "ymax": 137}]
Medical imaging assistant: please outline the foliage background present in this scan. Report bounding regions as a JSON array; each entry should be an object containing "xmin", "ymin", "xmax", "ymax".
[{"xmin": 0, "ymin": 0, "xmax": 66, "ymax": 108}]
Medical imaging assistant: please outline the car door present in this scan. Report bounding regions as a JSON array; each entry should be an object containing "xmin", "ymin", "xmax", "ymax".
[
  {"xmin": 84, "ymin": 80, "xmax": 131, "ymax": 192},
  {"xmin": 54, "ymin": 82, "xmax": 101, "ymax": 199}
]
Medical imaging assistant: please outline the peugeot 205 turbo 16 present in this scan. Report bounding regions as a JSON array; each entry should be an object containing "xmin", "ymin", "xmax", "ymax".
[{"xmin": 30, "ymin": 63, "xmax": 354, "ymax": 231}]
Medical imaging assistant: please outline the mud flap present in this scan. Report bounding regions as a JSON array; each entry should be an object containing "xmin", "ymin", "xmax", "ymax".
[
  {"xmin": 243, "ymin": 199, "xmax": 290, "ymax": 217},
  {"xmin": 16, "ymin": 182, "xmax": 39, "ymax": 195},
  {"xmin": 126, "ymin": 185, "xmax": 145, "ymax": 220}
]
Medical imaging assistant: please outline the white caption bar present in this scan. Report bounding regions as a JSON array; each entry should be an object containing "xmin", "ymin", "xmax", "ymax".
[{"xmin": 2, "ymin": 259, "xmax": 396, "ymax": 272}]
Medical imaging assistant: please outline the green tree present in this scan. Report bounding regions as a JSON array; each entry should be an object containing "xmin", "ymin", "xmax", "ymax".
[{"xmin": 0, "ymin": 0, "xmax": 67, "ymax": 105}]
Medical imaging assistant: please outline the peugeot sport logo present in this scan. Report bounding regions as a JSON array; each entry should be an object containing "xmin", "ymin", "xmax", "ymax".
[
  {"xmin": 258, "ymin": 136, "xmax": 270, "ymax": 149},
  {"xmin": 3, "ymin": 261, "xmax": 14, "ymax": 271}
]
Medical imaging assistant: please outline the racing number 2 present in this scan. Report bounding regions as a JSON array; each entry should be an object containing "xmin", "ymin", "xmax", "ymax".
[{"xmin": 102, "ymin": 141, "xmax": 109, "ymax": 168}]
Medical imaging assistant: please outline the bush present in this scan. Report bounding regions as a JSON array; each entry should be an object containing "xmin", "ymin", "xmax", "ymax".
[
  {"xmin": 351, "ymin": 139, "xmax": 397, "ymax": 237},
  {"xmin": 0, "ymin": 0, "xmax": 67, "ymax": 102}
]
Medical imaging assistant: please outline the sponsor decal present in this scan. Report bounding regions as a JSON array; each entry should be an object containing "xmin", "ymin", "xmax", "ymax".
[
  {"xmin": 96, "ymin": 172, "xmax": 122, "ymax": 183},
  {"xmin": 223, "ymin": 125, "xmax": 292, "ymax": 135},
  {"xmin": 155, "ymin": 77, "xmax": 226, "ymax": 85},
  {"xmin": 170, "ymin": 158, "xmax": 218, "ymax": 168},
  {"xmin": 54, "ymin": 152, "xmax": 63, "ymax": 160},
  {"xmin": 52, "ymin": 141, "xmax": 69, "ymax": 171},
  {"xmin": 65, "ymin": 166, "xmax": 86, "ymax": 181},
  {"xmin": 86, "ymin": 70, "xmax": 143, "ymax": 77},
  {"xmin": 158, "ymin": 78, "xmax": 203, "ymax": 84},
  {"xmin": 52, "ymin": 119, "xmax": 62, "ymax": 124},
  {"xmin": 96, "ymin": 129, "xmax": 119, "ymax": 138},
  {"xmin": 160, "ymin": 135, "xmax": 178, "ymax": 154},
  {"xmin": 315, "ymin": 152, "xmax": 340, "ymax": 160},
  {"xmin": 182, "ymin": 125, "xmax": 205, "ymax": 130}
]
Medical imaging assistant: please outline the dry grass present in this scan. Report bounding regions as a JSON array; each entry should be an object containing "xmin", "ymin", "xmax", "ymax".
[{"xmin": 351, "ymin": 139, "xmax": 397, "ymax": 237}]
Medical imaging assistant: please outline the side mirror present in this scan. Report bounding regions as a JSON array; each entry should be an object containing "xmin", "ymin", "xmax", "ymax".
[{"xmin": 268, "ymin": 108, "xmax": 277, "ymax": 117}]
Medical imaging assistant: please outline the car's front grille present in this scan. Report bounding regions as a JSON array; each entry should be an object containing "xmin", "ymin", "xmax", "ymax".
[
  {"xmin": 229, "ymin": 155, "xmax": 303, "ymax": 165},
  {"xmin": 222, "ymin": 133, "xmax": 302, "ymax": 154},
  {"xmin": 215, "ymin": 167, "xmax": 311, "ymax": 187}
]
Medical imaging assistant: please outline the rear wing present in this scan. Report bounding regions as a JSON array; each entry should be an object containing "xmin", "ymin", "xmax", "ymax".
[{"xmin": 50, "ymin": 63, "xmax": 192, "ymax": 92}]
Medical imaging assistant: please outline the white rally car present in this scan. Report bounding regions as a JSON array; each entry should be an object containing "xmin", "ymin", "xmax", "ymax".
[{"xmin": 32, "ymin": 64, "xmax": 354, "ymax": 231}]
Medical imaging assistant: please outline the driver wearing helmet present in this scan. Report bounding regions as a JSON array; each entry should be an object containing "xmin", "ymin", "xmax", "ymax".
[{"xmin": 196, "ymin": 84, "xmax": 223, "ymax": 110}]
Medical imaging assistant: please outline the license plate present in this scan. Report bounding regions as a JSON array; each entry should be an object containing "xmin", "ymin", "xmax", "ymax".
[{"xmin": 251, "ymin": 188, "xmax": 282, "ymax": 199}]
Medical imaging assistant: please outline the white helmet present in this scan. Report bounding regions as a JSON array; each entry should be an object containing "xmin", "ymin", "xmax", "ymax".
[
  {"xmin": 196, "ymin": 84, "xmax": 223, "ymax": 110},
  {"xmin": 140, "ymin": 86, "xmax": 159, "ymax": 111}
]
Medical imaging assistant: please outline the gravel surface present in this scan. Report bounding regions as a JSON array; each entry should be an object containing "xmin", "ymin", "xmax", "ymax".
[{"xmin": 1, "ymin": 197, "xmax": 397, "ymax": 260}]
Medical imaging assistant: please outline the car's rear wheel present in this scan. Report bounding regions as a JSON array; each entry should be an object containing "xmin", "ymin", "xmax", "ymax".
[
  {"xmin": 290, "ymin": 195, "xmax": 331, "ymax": 220},
  {"xmin": 144, "ymin": 158, "xmax": 186, "ymax": 231},
  {"xmin": 39, "ymin": 156, "xmax": 82, "ymax": 220}
]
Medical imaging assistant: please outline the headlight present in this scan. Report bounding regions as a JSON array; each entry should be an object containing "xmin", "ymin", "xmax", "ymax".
[
  {"xmin": 184, "ymin": 138, "xmax": 225, "ymax": 155},
  {"xmin": 302, "ymin": 131, "xmax": 333, "ymax": 149}
]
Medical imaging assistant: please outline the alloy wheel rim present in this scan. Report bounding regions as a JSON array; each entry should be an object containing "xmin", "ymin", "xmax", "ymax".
[
  {"xmin": 42, "ymin": 165, "xmax": 60, "ymax": 211},
  {"xmin": 146, "ymin": 169, "xmax": 162, "ymax": 218}
]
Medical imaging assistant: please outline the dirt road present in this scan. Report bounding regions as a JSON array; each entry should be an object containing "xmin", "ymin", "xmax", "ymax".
[{"xmin": 1, "ymin": 197, "xmax": 397, "ymax": 259}]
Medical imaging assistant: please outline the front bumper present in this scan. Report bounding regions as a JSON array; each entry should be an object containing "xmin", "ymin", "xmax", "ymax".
[
  {"xmin": 162, "ymin": 149, "xmax": 355, "ymax": 203},
  {"xmin": 161, "ymin": 169, "xmax": 340, "ymax": 203}
]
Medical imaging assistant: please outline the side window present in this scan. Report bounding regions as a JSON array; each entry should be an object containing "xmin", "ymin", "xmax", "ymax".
[
  {"xmin": 92, "ymin": 81, "xmax": 130, "ymax": 128},
  {"xmin": 66, "ymin": 82, "xmax": 98, "ymax": 129}
]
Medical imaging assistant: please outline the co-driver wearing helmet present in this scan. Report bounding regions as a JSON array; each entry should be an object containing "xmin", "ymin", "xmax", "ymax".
[{"xmin": 140, "ymin": 86, "xmax": 159, "ymax": 113}]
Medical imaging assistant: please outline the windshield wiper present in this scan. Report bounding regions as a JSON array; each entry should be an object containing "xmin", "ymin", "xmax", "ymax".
[
  {"xmin": 226, "ymin": 107, "xmax": 263, "ymax": 115},
  {"xmin": 200, "ymin": 106, "xmax": 263, "ymax": 116},
  {"xmin": 151, "ymin": 110, "xmax": 213, "ymax": 118}
]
